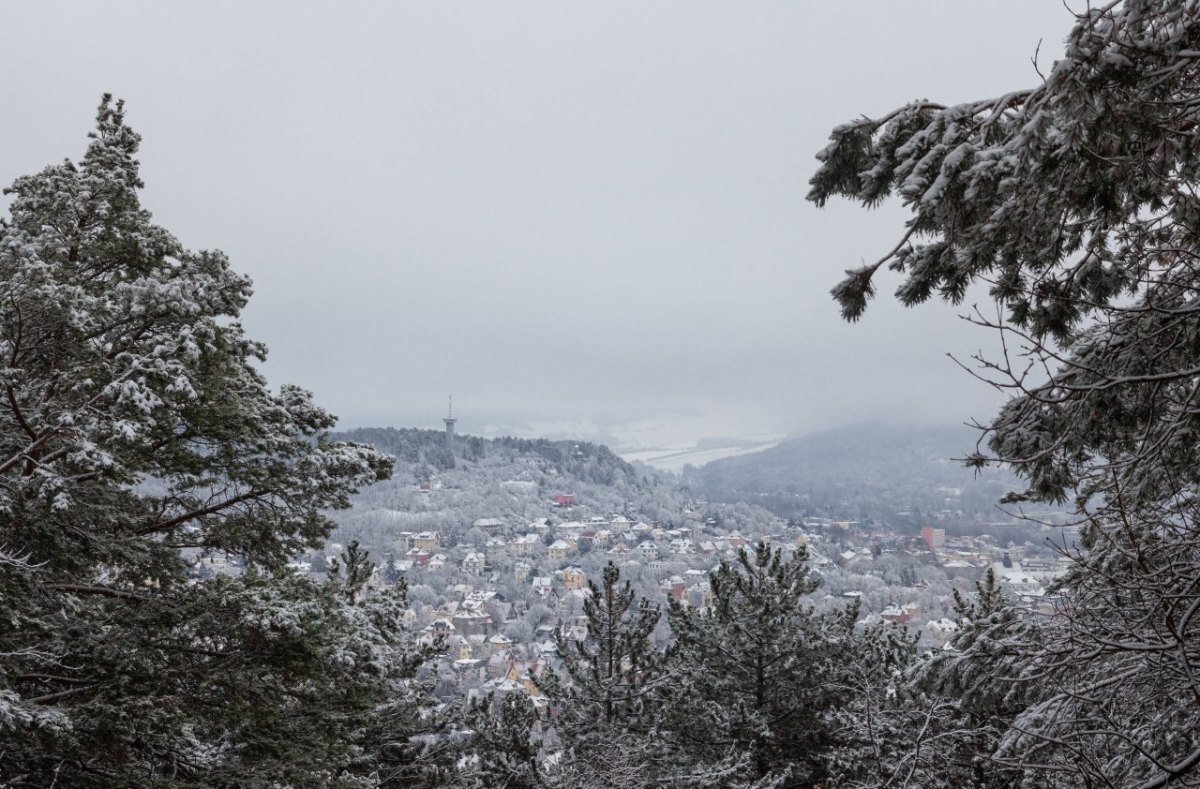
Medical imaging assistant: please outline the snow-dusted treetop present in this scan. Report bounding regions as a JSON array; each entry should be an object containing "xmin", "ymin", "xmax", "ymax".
[
  {"xmin": 0, "ymin": 94, "xmax": 393, "ymax": 565},
  {"xmin": 810, "ymin": 3, "xmax": 1200, "ymax": 785}
]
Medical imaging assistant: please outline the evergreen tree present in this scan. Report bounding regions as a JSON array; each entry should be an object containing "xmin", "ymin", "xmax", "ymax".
[
  {"xmin": 0, "ymin": 97, "xmax": 419, "ymax": 785},
  {"xmin": 539, "ymin": 561, "xmax": 664, "ymax": 785},
  {"xmin": 811, "ymin": 2, "xmax": 1200, "ymax": 783},
  {"xmin": 659, "ymin": 543, "xmax": 854, "ymax": 787},
  {"xmin": 457, "ymin": 693, "xmax": 545, "ymax": 789},
  {"xmin": 328, "ymin": 539, "xmax": 376, "ymax": 601},
  {"xmin": 824, "ymin": 620, "xmax": 927, "ymax": 789},
  {"xmin": 828, "ymin": 572, "xmax": 1033, "ymax": 789},
  {"xmin": 547, "ymin": 562, "xmax": 662, "ymax": 730}
]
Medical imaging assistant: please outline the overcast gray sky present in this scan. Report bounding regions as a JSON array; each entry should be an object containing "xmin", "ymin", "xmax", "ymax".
[{"xmin": 1, "ymin": 2, "xmax": 1077, "ymax": 447}]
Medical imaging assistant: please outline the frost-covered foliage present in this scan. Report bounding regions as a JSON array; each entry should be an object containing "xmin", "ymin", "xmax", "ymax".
[
  {"xmin": 546, "ymin": 562, "xmax": 662, "ymax": 728},
  {"xmin": 456, "ymin": 693, "xmax": 545, "ymax": 788},
  {"xmin": 657, "ymin": 544, "xmax": 859, "ymax": 787},
  {"xmin": 538, "ymin": 561, "xmax": 666, "ymax": 783},
  {"xmin": 812, "ymin": 2, "xmax": 1200, "ymax": 784},
  {"xmin": 0, "ymin": 97, "xmax": 429, "ymax": 785},
  {"xmin": 457, "ymin": 690, "xmax": 665, "ymax": 789},
  {"xmin": 827, "ymin": 572, "xmax": 1037, "ymax": 789}
]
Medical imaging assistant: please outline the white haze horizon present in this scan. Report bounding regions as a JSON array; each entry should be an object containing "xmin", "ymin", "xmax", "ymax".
[
  {"xmin": 0, "ymin": 3, "xmax": 1078, "ymax": 447},
  {"xmin": 351, "ymin": 407, "xmax": 982, "ymax": 476}
]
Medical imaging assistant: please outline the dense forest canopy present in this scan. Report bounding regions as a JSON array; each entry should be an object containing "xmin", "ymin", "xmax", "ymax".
[
  {"xmin": 685, "ymin": 422, "xmax": 1018, "ymax": 525},
  {"xmin": 335, "ymin": 426, "xmax": 638, "ymax": 486}
]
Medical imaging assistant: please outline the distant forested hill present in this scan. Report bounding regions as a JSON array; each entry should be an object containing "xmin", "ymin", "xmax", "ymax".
[
  {"xmin": 683, "ymin": 422, "xmax": 1018, "ymax": 528},
  {"xmin": 325, "ymin": 428, "xmax": 706, "ymax": 555},
  {"xmin": 334, "ymin": 427, "xmax": 639, "ymax": 487}
]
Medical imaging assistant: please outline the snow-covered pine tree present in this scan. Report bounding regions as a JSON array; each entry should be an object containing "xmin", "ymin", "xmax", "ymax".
[
  {"xmin": 329, "ymin": 539, "xmax": 377, "ymax": 602},
  {"xmin": 824, "ymin": 620, "xmax": 927, "ymax": 788},
  {"xmin": 538, "ymin": 561, "xmax": 665, "ymax": 786},
  {"xmin": 457, "ymin": 693, "xmax": 545, "ymax": 789},
  {"xmin": 0, "ymin": 97, "xmax": 427, "ymax": 785},
  {"xmin": 828, "ymin": 572, "xmax": 1035, "ymax": 789},
  {"xmin": 810, "ymin": 2, "xmax": 1200, "ymax": 783},
  {"xmin": 659, "ymin": 542, "xmax": 854, "ymax": 788}
]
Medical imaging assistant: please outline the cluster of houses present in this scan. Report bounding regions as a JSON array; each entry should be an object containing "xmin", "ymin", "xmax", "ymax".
[
  {"xmin": 815, "ymin": 518, "xmax": 1074, "ymax": 636},
  {"xmin": 936, "ymin": 536, "xmax": 1071, "ymax": 612},
  {"xmin": 415, "ymin": 594, "xmax": 556, "ymax": 712},
  {"xmin": 354, "ymin": 502, "xmax": 807, "ymax": 702},
  {"xmin": 390, "ymin": 512, "xmax": 767, "ymax": 583},
  {"xmin": 274, "ymin": 494, "xmax": 1078, "ymax": 704}
]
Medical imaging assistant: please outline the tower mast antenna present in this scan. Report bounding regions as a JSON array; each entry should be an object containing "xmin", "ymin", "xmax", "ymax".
[{"xmin": 443, "ymin": 395, "xmax": 457, "ymax": 449}]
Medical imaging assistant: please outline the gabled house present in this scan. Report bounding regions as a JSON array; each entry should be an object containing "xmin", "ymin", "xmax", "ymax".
[
  {"xmin": 509, "ymin": 534, "xmax": 539, "ymax": 557},
  {"xmin": 487, "ymin": 632, "xmax": 515, "ymax": 654},
  {"xmin": 462, "ymin": 552, "xmax": 486, "ymax": 575},
  {"xmin": 474, "ymin": 517, "xmax": 506, "ymax": 534},
  {"xmin": 452, "ymin": 609, "xmax": 492, "ymax": 637},
  {"xmin": 559, "ymin": 566, "xmax": 586, "ymax": 591},
  {"xmin": 414, "ymin": 531, "xmax": 441, "ymax": 551},
  {"xmin": 547, "ymin": 540, "xmax": 572, "ymax": 561},
  {"xmin": 660, "ymin": 575, "xmax": 686, "ymax": 602}
]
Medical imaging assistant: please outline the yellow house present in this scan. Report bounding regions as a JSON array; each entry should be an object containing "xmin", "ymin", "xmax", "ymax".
[
  {"xmin": 560, "ymin": 567, "xmax": 586, "ymax": 591},
  {"xmin": 414, "ymin": 531, "xmax": 441, "ymax": 551},
  {"xmin": 519, "ymin": 673, "xmax": 541, "ymax": 697},
  {"xmin": 547, "ymin": 539, "xmax": 571, "ymax": 561},
  {"xmin": 451, "ymin": 636, "xmax": 473, "ymax": 661}
]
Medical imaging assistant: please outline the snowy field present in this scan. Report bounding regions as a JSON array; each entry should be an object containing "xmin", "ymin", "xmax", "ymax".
[
  {"xmin": 619, "ymin": 436, "xmax": 784, "ymax": 473},
  {"xmin": 480, "ymin": 414, "xmax": 786, "ymax": 473}
]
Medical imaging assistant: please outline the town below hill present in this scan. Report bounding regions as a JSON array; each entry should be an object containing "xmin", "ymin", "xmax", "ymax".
[{"xmin": 200, "ymin": 425, "xmax": 1077, "ymax": 706}]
